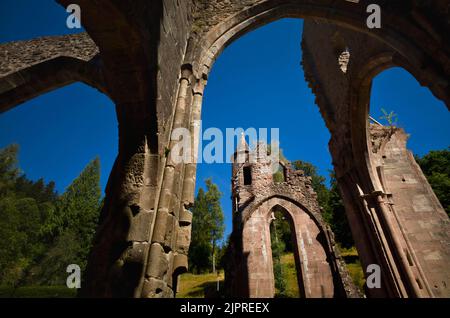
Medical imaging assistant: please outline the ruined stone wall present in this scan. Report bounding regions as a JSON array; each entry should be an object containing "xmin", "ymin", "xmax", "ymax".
[
  {"xmin": 302, "ymin": 19, "xmax": 450, "ymax": 297},
  {"xmin": 227, "ymin": 146, "xmax": 360, "ymax": 298},
  {"xmin": 0, "ymin": 33, "xmax": 98, "ymax": 77},
  {"xmin": 0, "ymin": 33, "xmax": 103, "ymax": 113},
  {"xmin": 302, "ymin": 20, "xmax": 409, "ymax": 297},
  {"xmin": 370, "ymin": 125, "xmax": 450, "ymax": 297}
]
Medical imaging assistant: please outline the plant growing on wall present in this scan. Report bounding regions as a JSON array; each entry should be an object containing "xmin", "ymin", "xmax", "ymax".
[{"xmin": 380, "ymin": 108, "xmax": 398, "ymax": 127}]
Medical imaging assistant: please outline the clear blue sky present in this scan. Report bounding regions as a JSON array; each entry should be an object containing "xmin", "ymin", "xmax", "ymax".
[{"xmin": 1, "ymin": 1, "xmax": 449, "ymax": 240}]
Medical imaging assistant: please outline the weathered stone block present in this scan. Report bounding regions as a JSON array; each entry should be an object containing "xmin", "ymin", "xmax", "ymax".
[
  {"xmin": 176, "ymin": 225, "xmax": 191, "ymax": 255},
  {"xmin": 146, "ymin": 243, "xmax": 169, "ymax": 279},
  {"xmin": 127, "ymin": 210, "xmax": 154, "ymax": 242}
]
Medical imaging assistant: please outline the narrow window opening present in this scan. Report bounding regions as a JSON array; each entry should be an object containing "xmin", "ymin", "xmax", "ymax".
[{"xmin": 243, "ymin": 166, "xmax": 252, "ymax": 185}]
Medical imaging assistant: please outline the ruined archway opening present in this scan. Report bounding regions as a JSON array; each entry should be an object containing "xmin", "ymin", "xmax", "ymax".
[
  {"xmin": 362, "ymin": 67, "xmax": 450, "ymax": 297},
  {"xmin": 0, "ymin": 82, "xmax": 117, "ymax": 292},
  {"xmin": 183, "ymin": 18, "xmax": 363, "ymax": 298},
  {"xmin": 269, "ymin": 206, "xmax": 304, "ymax": 298}
]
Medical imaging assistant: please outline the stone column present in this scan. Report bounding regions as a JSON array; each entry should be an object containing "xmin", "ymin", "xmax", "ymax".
[{"xmin": 140, "ymin": 67, "xmax": 194, "ymax": 297}]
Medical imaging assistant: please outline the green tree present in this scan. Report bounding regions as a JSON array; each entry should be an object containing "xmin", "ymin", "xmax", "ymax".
[
  {"xmin": 216, "ymin": 237, "xmax": 229, "ymax": 271},
  {"xmin": 204, "ymin": 179, "xmax": 225, "ymax": 273},
  {"xmin": 188, "ymin": 179, "xmax": 225, "ymax": 273},
  {"xmin": 0, "ymin": 145, "xmax": 58, "ymax": 286},
  {"xmin": 0, "ymin": 144, "xmax": 20, "ymax": 196},
  {"xmin": 189, "ymin": 188, "xmax": 212, "ymax": 273},
  {"xmin": 0, "ymin": 145, "xmax": 102, "ymax": 287},
  {"xmin": 325, "ymin": 174, "xmax": 354, "ymax": 248},
  {"xmin": 415, "ymin": 148, "xmax": 450, "ymax": 217},
  {"xmin": 270, "ymin": 211, "xmax": 290, "ymax": 297},
  {"xmin": 35, "ymin": 158, "xmax": 101, "ymax": 285}
]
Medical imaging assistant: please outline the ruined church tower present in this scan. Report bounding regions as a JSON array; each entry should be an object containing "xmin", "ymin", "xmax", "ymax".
[{"xmin": 225, "ymin": 136, "xmax": 359, "ymax": 298}]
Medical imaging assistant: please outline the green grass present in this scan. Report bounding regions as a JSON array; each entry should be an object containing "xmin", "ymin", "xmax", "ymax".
[
  {"xmin": 278, "ymin": 253, "xmax": 300, "ymax": 298},
  {"xmin": 178, "ymin": 256, "xmax": 300, "ymax": 298},
  {"xmin": 0, "ymin": 286, "xmax": 77, "ymax": 298},
  {"xmin": 338, "ymin": 245, "xmax": 366, "ymax": 293},
  {"xmin": 177, "ymin": 271, "xmax": 224, "ymax": 298},
  {"xmin": 0, "ymin": 248, "xmax": 363, "ymax": 298},
  {"xmin": 346, "ymin": 261, "xmax": 365, "ymax": 292}
]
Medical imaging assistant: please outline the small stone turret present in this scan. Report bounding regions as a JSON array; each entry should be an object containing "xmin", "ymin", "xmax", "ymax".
[{"xmin": 226, "ymin": 141, "xmax": 360, "ymax": 298}]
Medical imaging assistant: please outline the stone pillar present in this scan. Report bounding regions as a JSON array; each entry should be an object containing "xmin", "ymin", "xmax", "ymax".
[
  {"xmin": 140, "ymin": 67, "xmax": 195, "ymax": 298},
  {"xmin": 80, "ymin": 106, "xmax": 162, "ymax": 297},
  {"xmin": 181, "ymin": 77, "xmax": 206, "ymax": 206},
  {"xmin": 243, "ymin": 207, "xmax": 275, "ymax": 298},
  {"xmin": 137, "ymin": 69, "xmax": 207, "ymax": 298}
]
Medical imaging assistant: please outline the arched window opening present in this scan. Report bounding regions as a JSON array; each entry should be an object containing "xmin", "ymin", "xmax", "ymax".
[{"xmin": 269, "ymin": 207, "xmax": 303, "ymax": 298}]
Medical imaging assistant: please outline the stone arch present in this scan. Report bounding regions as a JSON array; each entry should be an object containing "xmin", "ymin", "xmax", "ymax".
[
  {"xmin": 346, "ymin": 48, "xmax": 450, "ymax": 296},
  {"xmin": 0, "ymin": 55, "xmax": 108, "ymax": 113},
  {"xmin": 0, "ymin": 32, "xmax": 105, "ymax": 113},
  {"xmin": 352, "ymin": 56, "xmax": 450, "ymax": 191},
  {"xmin": 242, "ymin": 193, "xmax": 323, "ymax": 228},
  {"xmin": 73, "ymin": 1, "xmax": 448, "ymax": 298},
  {"xmin": 350, "ymin": 51, "xmax": 448, "ymax": 194},
  {"xmin": 186, "ymin": 1, "xmax": 449, "ymax": 109},
  {"xmin": 300, "ymin": 18, "xmax": 450, "ymax": 297},
  {"xmin": 241, "ymin": 195, "xmax": 338, "ymax": 297},
  {"xmin": 359, "ymin": 64, "xmax": 450, "ymax": 297},
  {"xmin": 351, "ymin": 52, "xmax": 398, "ymax": 193}
]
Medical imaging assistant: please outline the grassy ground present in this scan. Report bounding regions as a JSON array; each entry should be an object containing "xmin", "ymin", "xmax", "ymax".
[
  {"xmin": 277, "ymin": 253, "xmax": 300, "ymax": 298},
  {"xmin": 177, "ymin": 254, "xmax": 300, "ymax": 298},
  {"xmin": 177, "ymin": 271, "xmax": 224, "ymax": 298},
  {"xmin": 0, "ymin": 286, "xmax": 77, "ymax": 298},
  {"xmin": 339, "ymin": 246, "xmax": 366, "ymax": 293},
  {"xmin": 177, "ymin": 253, "xmax": 301, "ymax": 298},
  {"xmin": 0, "ymin": 248, "xmax": 363, "ymax": 298}
]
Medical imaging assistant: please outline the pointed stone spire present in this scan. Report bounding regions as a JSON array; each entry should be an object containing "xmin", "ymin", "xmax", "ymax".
[
  {"xmin": 231, "ymin": 132, "xmax": 250, "ymax": 164},
  {"xmin": 237, "ymin": 132, "xmax": 249, "ymax": 152}
]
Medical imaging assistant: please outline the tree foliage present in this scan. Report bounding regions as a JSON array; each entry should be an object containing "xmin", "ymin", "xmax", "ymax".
[
  {"xmin": 35, "ymin": 158, "xmax": 101, "ymax": 285},
  {"xmin": 415, "ymin": 148, "xmax": 450, "ymax": 217},
  {"xmin": 270, "ymin": 211, "xmax": 289, "ymax": 297},
  {"xmin": 0, "ymin": 145, "xmax": 101, "ymax": 287},
  {"xmin": 325, "ymin": 174, "xmax": 354, "ymax": 248},
  {"xmin": 188, "ymin": 179, "xmax": 225, "ymax": 273}
]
